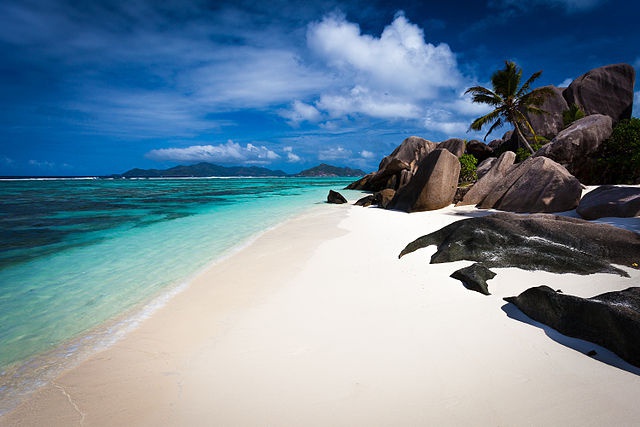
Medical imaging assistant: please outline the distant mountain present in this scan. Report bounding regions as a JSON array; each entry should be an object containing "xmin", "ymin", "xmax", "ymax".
[
  {"xmin": 296, "ymin": 163, "xmax": 366, "ymax": 177},
  {"xmin": 121, "ymin": 162, "xmax": 288, "ymax": 178}
]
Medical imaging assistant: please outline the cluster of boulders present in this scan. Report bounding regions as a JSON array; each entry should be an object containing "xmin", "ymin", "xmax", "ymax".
[
  {"xmin": 342, "ymin": 63, "xmax": 637, "ymax": 216},
  {"xmin": 330, "ymin": 63, "xmax": 640, "ymax": 369}
]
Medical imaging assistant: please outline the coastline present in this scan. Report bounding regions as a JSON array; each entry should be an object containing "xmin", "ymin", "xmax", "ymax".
[{"xmin": 3, "ymin": 199, "xmax": 640, "ymax": 425}]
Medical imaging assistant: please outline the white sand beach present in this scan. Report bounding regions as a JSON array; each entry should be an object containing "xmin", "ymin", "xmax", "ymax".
[{"xmin": 3, "ymin": 198, "xmax": 640, "ymax": 426}]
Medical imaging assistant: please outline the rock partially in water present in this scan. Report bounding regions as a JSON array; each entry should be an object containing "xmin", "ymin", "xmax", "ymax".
[
  {"xmin": 399, "ymin": 212, "xmax": 640, "ymax": 276},
  {"xmin": 505, "ymin": 286, "xmax": 640, "ymax": 367},
  {"xmin": 327, "ymin": 190, "xmax": 348, "ymax": 204},
  {"xmin": 450, "ymin": 263, "xmax": 497, "ymax": 295}
]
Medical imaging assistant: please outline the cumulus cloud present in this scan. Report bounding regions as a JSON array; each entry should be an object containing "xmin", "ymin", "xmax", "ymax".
[
  {"xmin": 146, "ymin": 141, "xmax": 280, "ymax": 164},
  {"xmin": 283, "ymin": 146, "xmax": 302, "ymax": 162},
  {"xmin": 279, "ymin": 100, "xmax": 323, "ymax": 126},
  {"xmin": 559, "ymin": 77, "xmax": 574, "ymax": 87},
  {"xmin": 360, "ymin": 150, "xmax": 376, "ymax": 159},
  {"xmin": 306, "ymin": 12, "xmax": 461, "ymax": 120}
]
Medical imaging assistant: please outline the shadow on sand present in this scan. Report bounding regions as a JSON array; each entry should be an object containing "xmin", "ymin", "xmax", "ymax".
[{"xmin": 501, "ymin": 302, "xmax": 640, "ymax": 376}]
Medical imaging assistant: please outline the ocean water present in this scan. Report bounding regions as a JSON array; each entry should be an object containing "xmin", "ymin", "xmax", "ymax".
[{"xmin": 0, "ymin": 177, "xmax": 357, "ymax": 414}]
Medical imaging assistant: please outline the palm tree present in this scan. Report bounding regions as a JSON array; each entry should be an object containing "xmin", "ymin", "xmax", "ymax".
[{"xmin": 465, "ymin": 61, "xmax": 553, "ymax": 154}]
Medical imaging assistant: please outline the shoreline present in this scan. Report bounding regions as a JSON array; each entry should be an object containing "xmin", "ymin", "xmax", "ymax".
[{"xmin": 3, "ymin": 200, "xmax": 640, "ymax": 425}]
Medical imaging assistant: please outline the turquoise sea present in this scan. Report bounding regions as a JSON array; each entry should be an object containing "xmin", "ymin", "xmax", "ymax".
[{"xmin": 0, "ymin": 177, "xmax": 357, "ymax": 414}]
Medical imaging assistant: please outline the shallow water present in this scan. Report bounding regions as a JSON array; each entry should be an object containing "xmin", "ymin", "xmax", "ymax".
[{"xmin": 0, "ymin": 177, "xmax": 358, "ymax": 413}]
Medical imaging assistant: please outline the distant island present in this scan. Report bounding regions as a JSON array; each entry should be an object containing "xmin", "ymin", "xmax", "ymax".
[{"xmin": 119, "ymin": 162, "xmax": 366, "ymax": 178}]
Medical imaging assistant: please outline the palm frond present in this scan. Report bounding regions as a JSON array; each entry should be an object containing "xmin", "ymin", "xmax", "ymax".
[
  {"xmin": 469, "ymin": 108, "xmax": 503, "ymax": 132},
  {"xmin": 484, "ymin": 118, "xmax": 504, "ymax": 141},
  {"xmin": 517, "ymin": 70, "xmax": 543, "ymax": 97}
]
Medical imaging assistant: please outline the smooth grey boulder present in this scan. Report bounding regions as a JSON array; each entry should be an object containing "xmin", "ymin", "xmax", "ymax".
[
  {"xmin": 563, "ymin": 63, "xmax": 635, "ymax": 124},
  {"xmin": 525, "ymin": 85, "xmax": 568, "ymax": 139},
  {"xmin": 438, "ymin": 138, "xmax": 466, "ymax": 158},
  {"xmin": 390, "ymin": 148, "xmax": 461, "ymax": 212},
  {"xmin": 476, "ymin": 157, "xmax": 497, "ymax": 179},
  {"xmin": 398, "ymin": 212, "xmax": 640, "ymax": 276},
  {"xmin": 505, "ymin": 286, "xmax": 640, "ymax": 367},
  {"xmin": 577, "ymin": 185, "xmax": 640, "ymax": 220},
  {"xmin": 534, "ymin": 114, "xmax": 613, "ymax": 178},
  {"xmin": 477, "ymin": 156, "xmax": 581, "ymax": 213},
  {"xmin": 347, "ymin": 136, "xmax": 436, "ymax": 191},
  {"xmin": 450, "ymin": 263, "xmax": 497, "ymax": 295},
  {"xmin": 327, "ymin": 190, "xmax": 348, "ymax": 204},
  {"xmin": 457, "ymin": 151, "xmax": 516, "ymax": 206}
]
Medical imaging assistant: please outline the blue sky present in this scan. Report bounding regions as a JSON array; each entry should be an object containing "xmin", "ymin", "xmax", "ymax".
[{"xmin": 0, "ymin": 0, "xmax": 638, "ymax": 176}]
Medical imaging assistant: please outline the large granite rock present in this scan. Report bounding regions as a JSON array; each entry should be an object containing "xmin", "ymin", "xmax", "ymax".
[
  {"xmin": 533, "ymin": 114, "xmax": 613, "ymax": 178},
  {"xmin": 347, "ymin": 136, "xmax": 436, "ymax": 191},
  {"xmin": 398, "ymin": 212, "xmax": 640, "ymax": 276},
  {"xmin": 457, "ymin": 151, "xmax": 516, "ymax": 206},
  {"xmin": 438, "ymin": 138, "xmax": 466, "ymax": 158},
  {"xmin": 477, "ymin": 156, "xmax": 582, "ymax": 213},
  {"xmin": 577, "ymin": 185, "xmax": 640, "ymax": 220},
  {"xmin": 525, "ymin": 85, "xmax": 568, "ymax": 140},
  {"xmin": 563, "ymin": 63, "xmax": 635, "ymax": 124},
  {"xmin": 450, "ymin": 263, "xmax": 497, "ymax": 295},
  {"xmin": 390, "ymin": 148, "xmax": 461, "ymax": 212},
  {"xmin": 465, "ymin": 140, "xmax": 494, "ymax": 163},
  {"xmin": 476, "ymin": 157, "xmax": 497, "ymax": 179},
  {"xmin": 327, "ymin": 190, "xmax": 348, "ymax": 204},
  {"xmin": 505, "ymin": 286, "xmax": 640, "ymax": 367},
  {"xmin": 374, "ymin": 188, "xmax": 396, "ymax": 209}
]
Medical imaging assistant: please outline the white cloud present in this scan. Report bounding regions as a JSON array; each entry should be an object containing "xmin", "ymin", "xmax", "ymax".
[
  {"xmin": 279, "ymin": 100, "xmax": 323, "ymax": 126},
  {"xmin": 423, "ymin": 108, "xmax": 471, "ymax": 137},
  {"xmin": 558, "ymin": 77, "xmax": 574, "ymax": 87},
  {"xmin": 306, "ymin": 12, "xmax": 462, "ymax": 121},
  {"xmin": 360, "ymin": 150, "xmax": 376, "ymax": 159},
  {"xmin": 146, "ymin": 141, "xmax": 280, "ymax": 164},
  {"xmin": 283, "ymin": 146, "xmax": 302, "ymax": 162},
  {"xmin": 318, "ymin": 146, "xmax": 352, "ymax": 161}
]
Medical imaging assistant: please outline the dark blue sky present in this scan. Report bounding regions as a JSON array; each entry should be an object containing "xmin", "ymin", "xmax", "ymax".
[{"xmin": 1, "ymin": 0, "xmax": 638, "ymax": 175}]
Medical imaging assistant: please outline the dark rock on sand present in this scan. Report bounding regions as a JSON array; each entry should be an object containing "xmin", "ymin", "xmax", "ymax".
[
  {"xmin": 347, "ymin": 136, "xmax": 436, "ymax": 191},
  {"xmin": 533, "ymin": 114, "xmax": 613, "ymax": 178},
  {"xmin": 477, "ymin": 156, "xmax": 581, "ymax": 213},
  {"xmin": 327, "ymin": 190, "xmax": 348, "ymax": 204},
  {"xmin": 577, "ymin": 185, "xmax": 640, "ymax": 220},
  {"xmin": 390, "ymin": 148, "xmax": 461, "ymax": 212},
  {"xmin": 399, "ymin": 212, "xmax": 640, "ymax": 276},
  {"xmin": 563, "ymin": 63, "xmax": 635, "ymax": 124},
  {"xmin": 458, "ymin": 151, "xmax": 516, "ymax": 207},
  {"xmin": 505, "ymin": 286, "xmax": 640, "ymax": 367},
  {"xmin": 450, "ymin": 263, "xmax": 497, "ymax": 295},
  {"xmin": 374, "ymin": 188, "xmax": 396, "ymax": 209},
  {"xmin": 355, "ymin": 194, "xmax": 376, "ymax": 207}
]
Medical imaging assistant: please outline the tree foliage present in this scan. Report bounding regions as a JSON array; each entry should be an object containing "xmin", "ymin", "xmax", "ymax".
[
  {"xmin": 458, "ymin": 153, "xmax": 478, "ymax": 184},
  {"xmin": 562, "ymin": 104, "xmax": 585, "ymax": 128},
  {"xmin": 597, "ymin": 118, "xmax": 640, "ymax": 184},
  {"xmin": 466, "ymin": 61, "xmax": 553, "ymax": 154}
]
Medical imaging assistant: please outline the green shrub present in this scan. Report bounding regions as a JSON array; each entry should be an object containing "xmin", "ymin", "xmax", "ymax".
[
  {"xmin": 597, "ymin": 118, "xmax": 640, "ymax": 184},
  {"xmin": 562, "ymin": 104, "xmax": 585, "ymax": 128},
  {"xmin": 515, "ymin": 139, "xmax": 546, "ymax": 162},
  {"xmin": 459, "ymin": 153, "xmax": 478, "ymax": 184}
]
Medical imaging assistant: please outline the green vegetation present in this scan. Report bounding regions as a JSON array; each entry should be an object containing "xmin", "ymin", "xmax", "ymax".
[
  {"xmin": 596, "ymin": 118, "xmax": 640, "ymax": 184},
  {"xmin": 466, "ymin": 61, "xmax": 553, "ymax": 154},
  {"xmin": 458, "ymin": 153, "xmax": 478, "ymax": 184},
  {"xmin": 562, "ymin": 104, "xmax": 585, "ymax": 128}
]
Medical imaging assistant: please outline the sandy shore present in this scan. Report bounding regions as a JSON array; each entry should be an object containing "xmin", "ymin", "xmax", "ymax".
[{"xmin": 3, "ymin": 199, "xmax": 640, "ymax": 426}]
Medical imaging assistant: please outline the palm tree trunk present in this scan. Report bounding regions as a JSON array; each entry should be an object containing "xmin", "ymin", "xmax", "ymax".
[{"xmin": 514, "ymin": 123, "xmax": 535, "ymax": 154}]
